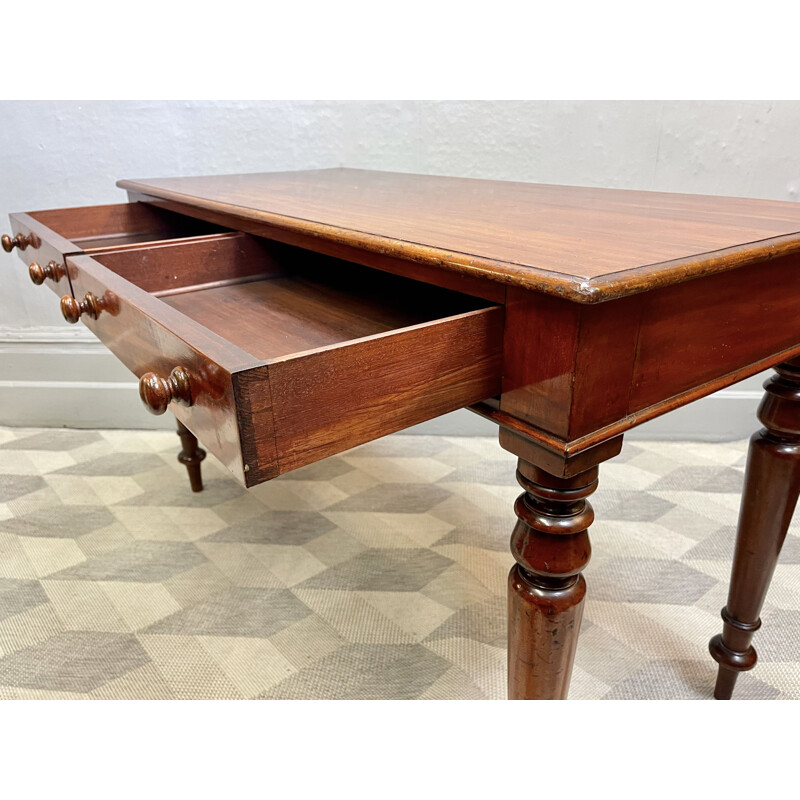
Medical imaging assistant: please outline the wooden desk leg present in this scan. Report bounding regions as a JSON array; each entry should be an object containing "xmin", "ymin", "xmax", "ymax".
[
  {"xmin": 176, "ymin": 419, "xmax": 206, "ymax": 493},
  {"xmin": 709, "ymin": 359, "xmax": 800, "ymax": 699},
  {"xmin": 508, "ymin": 460, "xmax": 597, "ymax": 699}
]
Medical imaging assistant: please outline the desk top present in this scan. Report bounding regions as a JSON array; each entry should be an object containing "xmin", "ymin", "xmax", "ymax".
[{"xmin": 118, "ymin": 168, "xmax": 800, "ymax": 303}]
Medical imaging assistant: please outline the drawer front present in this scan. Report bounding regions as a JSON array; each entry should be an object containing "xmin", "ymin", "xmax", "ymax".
[
  {"xmin": 6, "ymin": 203, "xmax": 225, "ymax": 296},
  {"xmin": 67, "ymin": 253, "xmax": 263, "ymax": 482},
  {"xmin": 7, "ymin": 212, "xmax": 75, "ymax": 295}
]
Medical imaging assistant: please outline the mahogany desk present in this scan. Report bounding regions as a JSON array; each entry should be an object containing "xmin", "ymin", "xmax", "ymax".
[{"xmin": 4, "ymin": 169, "xmax": 799, "ymax": 700}]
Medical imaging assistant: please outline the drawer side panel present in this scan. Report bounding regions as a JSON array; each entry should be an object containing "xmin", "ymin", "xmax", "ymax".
[{"xmin": 268, "ymin": 305, "xmax": 504, "ymax": 475}]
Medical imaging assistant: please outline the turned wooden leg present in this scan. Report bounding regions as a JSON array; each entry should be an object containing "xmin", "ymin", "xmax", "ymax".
[
  {"xmin": 709, "ymin": 358, "xmax": 800, "ymax": 699},
  {"xmin": 508, "ymin": 460, "xmax": 597, "ymax": 699},
  {"xmin": 176, "ymin": 419, "xmax": 206, "ymax": 493}
]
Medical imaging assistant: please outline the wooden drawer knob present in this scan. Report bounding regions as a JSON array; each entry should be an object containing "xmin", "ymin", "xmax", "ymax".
[
  {"xmin": 139, "ymin": 367, "xmax": 194, "ymax": 415},
  {"xmin": 2, "ymin": 233, "xmax": 32, "ymax": 252},
  {"xmin": 29, "ymin": 261, "xmax": 66, "ymax": 285},
  {"xmin": 60, "ymin": 292, "xmax": 102, "ymax": 324}
]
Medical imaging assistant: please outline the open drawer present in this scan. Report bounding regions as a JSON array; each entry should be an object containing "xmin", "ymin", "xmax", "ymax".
[
  {"xmin": 65, "ymin": 233, "xmax": 504, "ymax": 486},
  {"xmin": 4, "ymin": 202, "xmax": 227, "ymax": 293}
]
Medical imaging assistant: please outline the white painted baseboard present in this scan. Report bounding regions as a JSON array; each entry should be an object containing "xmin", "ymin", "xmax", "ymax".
[
  {"xmin": 0, "ymin": 327, "xmax": 173, "ymax": 430},
  {"xmin": 0, "ymin": 327, "xmax": 765, "ymax": 439}
]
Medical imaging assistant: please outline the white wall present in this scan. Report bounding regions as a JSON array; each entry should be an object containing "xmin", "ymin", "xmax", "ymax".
[{"xmin": 1, "ymin": 100, "xmax": 798, "ymax": 436}]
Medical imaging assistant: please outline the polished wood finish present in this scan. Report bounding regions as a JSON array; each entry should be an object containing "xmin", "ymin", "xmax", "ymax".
[
  {"xmin": 67, "ymin": 248, "xmax": 261, "ymax": 483},
  {"xmin": 139, "ymin": 366, "xmax": 195, "ymax": 415},
  {"xmin": 709, "ymin": 357, "xmax": 800, "ymax": 699},
  {"xmin": 161, "ymin": 256, "xmax": 487, "ymax": 359},
  {"xmin": 16, "ymin": 203, "xmax": 222, "ymax": 253},
  {"xmin": 498, "ymin": 254, "xmax": 800, "ymax": 460},
  {"xmin": 66, "ymin": 236, "xmax": 504, "ymax": 486},
  {"xmin": 29, "ymin": 260, "xmax": 66, "ymax": 285},
  {"xmin": 500, "ymin": 288, "xmax": 641, "ymax": 441},
  {"xmin": 125, "ymin": 190, "xmax": 508, "ymax": 304},
  {"xmin": 118, "ymin": 169, "xmax": 799, "ymax": 302},
  {"xmin": 176, "ymin": 419, "xmax": 206, "ymax": 493},
  {"xmin": 60, "ymin": 292, "xmax": 105, "ymax": 324},
  {"xmin": 2, "ymin": 232, "xmax": 33, "ymax": 252},
  {"xmin": 628, "ymin": 255, "xmax": 800, "ymax": 411},
  {"xmin": 508, "ymin": 460, "xmax": 598, "ymax": 699},
  {"xmin": 266, "ymin": 306, "xmax": 502, "ymax": 476},
  {"xmin": 7, "ymin": 169, "xmax": 800, "ymax": 700},
  {"xmin": 86, "ymin": 232, "xmax": 281, "ymax": 295},
  {"xmin": 495, "ymin": 423, "xmax": 623, "ymax": 479},
  {"xmin": 6, "ymin": 202, "xmax": 227, "ymax": 298}
]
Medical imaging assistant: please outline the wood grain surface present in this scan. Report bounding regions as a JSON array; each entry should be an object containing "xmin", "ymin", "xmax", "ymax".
[
  {"xmin": 266, "ymin": 306, "xmax": 504, "ymax": 475},
  {"xmin": 91, "ymin": 232, "xmax": 283, "ymax": 295},
  {"xmin": 68, "ymin": 240, "xmax": 504, "ymax": 487},
  {"xmin": 117, "ymin": 169, "xmax": 800, "ymax": 302},
  {"xmin": 27, "ymin": 203, "xmax": 222, "ymax": 249},
  {"xmin": 497, "ymin": 252, "xmax": 800, "ymax": 456},
  {"xmin": 709, "ymin": 358, "xmax": 800, "ymax": 699},
  {"xmin": 507, "ymin": 462, "xmax": 597, "ymax": 699},
  {"xmin": 162, "ymin": 256, "xmax": 487, "ymax": 360},
  {"xmin": 8, "ymin": 203, "xmax": 226, "ymax": 298},
  {"xmin": 67, "ymin": 251, "xmax": 263, "ymax": 482}
]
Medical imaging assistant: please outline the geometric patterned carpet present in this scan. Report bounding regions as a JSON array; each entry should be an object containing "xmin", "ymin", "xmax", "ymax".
[{"xmin": 1, "ymin": 426, "xmax": 798, "ymax": 700}]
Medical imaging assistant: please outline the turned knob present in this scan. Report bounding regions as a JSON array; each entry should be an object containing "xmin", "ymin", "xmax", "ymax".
[
  {"xmin": 60, "ymin": 292, "xmax": 101, "ymax": 324},
  {"xmin": 139, "ymin": 367, "xmax": 194, "ymax": 415},
  {"xmin": 29, "ymin": 261, "xmax": 65, "ymax": 285},
  {"xmin": 2, "ymin": 233, "xmax": 32, "ymax": 252}
]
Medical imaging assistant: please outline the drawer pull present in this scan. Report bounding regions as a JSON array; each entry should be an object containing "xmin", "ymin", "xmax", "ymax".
[
  {"xmin": 29, "ymin": 261, "xmax": 66, "ymax": 285},
  {"xmin": 60, "ymin": 292, "xmax": 103, "ymax": 324},
  {"xmin": 139, "ymin": 367, "xmax": 195, "ymax": 415},
  {"xmin": 2, "ymin": 232, "xmax": 33, "ymax": 252}
]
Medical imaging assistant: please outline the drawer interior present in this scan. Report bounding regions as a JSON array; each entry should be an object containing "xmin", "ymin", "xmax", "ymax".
[
  {"xmin": 89, "ymin": 234, "xmax": 493, "ymax": 359},
  {"xmin": 69, "ymin": 232, "xmax": 504, "ymax": 484},
  {"xmin": 26, "ymin": 203, "xmax": 227, "ymax": 252}
]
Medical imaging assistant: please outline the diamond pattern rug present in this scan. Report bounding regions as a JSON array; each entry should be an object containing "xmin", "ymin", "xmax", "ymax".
[{"xmin": 0, "ymin": 426, "xmax": 798, "ymax": 700}]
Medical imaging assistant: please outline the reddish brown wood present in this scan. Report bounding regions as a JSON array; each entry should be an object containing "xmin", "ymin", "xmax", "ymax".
[
  {"xmin": 23, "ymin": 203, "xmax": 222, "ymax": 250},
  {"xmin": 139, "ymin": 367, "xmax": 195, "ymax": 415},
  {"xmin": 66, "ymin": 250, "xmax": 261, "ymax": 483},
  {"xmin": 6, "ymin": 203, "xmax": 227, "ymax": 299},
  {"xmin": 500, "ymin": 288, "xmax": 642, "ymax": 440},
  {"xmin": 28, "ymin": 260, "xmax": 67, "ymax": 286},
  {"xmin": 162, "ymin": 261, "xmax": 487, "ymax": 359},
  {"xmin": 709, "ymin": 357, "xmax": 800, "ymax": 699},
  {"xmin": 496, "ymin": 254, "xmax": 800, "ymax": 461},
  {"xmin": 8, "ymin": 170, "xmax": 800, "ymax": 701},
  {"xmin": 176, "ymin": 419, "xmax": 206, "ymax": 493},
  {"xmin": 231, "ymin": 365, "xmax": 277, "ymax": 486},
  {"xmin": 125, "ymin": 191, "xmax": 508, "ymax": 304},
  {"xmin": 60, "ymin": 291, "xmax": 107, "ymax": 324},
  {"xmin": 2, "ymin": 232, "xmax": 33, "ymax": 252},
  {"xmin": 629, "ymin": 254, "xmax": 800, "ymax": 411},
  {"xmin": 267, "ymin": 305, "xmax": 503, "ymax": 474},
  {"xmin": 66, "ymin": 239, "xmax": 504, "ymax": 487},
  {"xmin": 118, "ymin": 169, "xmax": 800, "ymax": 302},
  {"xmin": 90, "ymin": 232, "xmax": 282, "ymax": 295},
  {"xmin": 496, "ymin": 425, "xmax": 622, "ymax": 479},
  {"xmin": 508, "ymin": 460, "xmax": 598, "ymax": 699}
]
